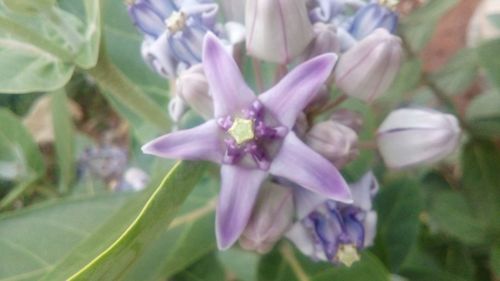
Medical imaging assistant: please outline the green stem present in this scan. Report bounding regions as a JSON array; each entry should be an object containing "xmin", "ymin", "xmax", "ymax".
[
  {"xmin": 0, "ymin": 16, "xmax": 74, "ymax": 61},
  {"xmin": 88, "ymin": 43, "xmax": 171, "ymax": 131}
]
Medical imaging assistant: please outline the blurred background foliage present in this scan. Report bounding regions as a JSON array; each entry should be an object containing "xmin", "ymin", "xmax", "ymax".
[{"xmin": 0, "ymin": 0, "xmax": 499, "ymax": 280}]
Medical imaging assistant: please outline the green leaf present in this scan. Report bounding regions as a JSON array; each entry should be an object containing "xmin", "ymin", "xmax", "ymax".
[
  {"xmin": 51, "ymin": 89, "xmax": 76, "ymax": 194},
  {"xmin": 41, "ymin": 161, "xmax": 208, "ymax": 280},
  {"xmin": 123, "ymin": 176, "xmax": 218, "ymax": 280},
  {"xmin": 173, "ymin": 253, "xmax": 225, "ymax": 281},
  {"xmin": 2, "ymin": 0, "xmax": 55, "ymax": 14},
  {"xmin": 74, "ymin": 0, "xmax": 101, "ymax": 69},
  {"xmin": 0, "ymin": 28, "xmax": 74, "ymax": 93},
  {"xmin": 466, "ymin": 90, "xmax": 500, "ymax": 137},
  {"xmin": 462, "ymin": 140, "xmax": 500, "ymax": 236},
  {"xmin": 431, "ymin": 48, "xmax": 478, "ymax": 96},
  {"xmin": 491, "ymin": 241, "xmax": 500, "ymax": 279},
  {"xmin": 373, "ymin": 180, "xmax": 423, "ymax": 272},
  {"xmin": 219, "ymin": 248, "xmax": 260, "ymax": 281},
  {"xmin": 258, "ymin": 243, "xmax": 390, "ymax": 281},
  {"xmin": 401, "ymin": 0, "xmax": 459, "ymax": 51},
  {"xmin": 0, "ymin": 193, "xmax": 132, "ymax": 280},
  {"xmin": 426, "ymin": 190, "xmax": 485, "ymax": 245},
  {"xmin": 478, "ymin": 39, "xmax": 500, "ymax": 90},
  {"xmin": 0, "ymin": 109, "xmax": 45, "ymax": 208}
]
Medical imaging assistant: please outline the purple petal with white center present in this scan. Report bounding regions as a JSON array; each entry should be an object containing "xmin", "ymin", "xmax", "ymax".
[
  {"xmin": 216, "ymin": 165, "xmax": 267, "ymax": 250},
  {"xmin": 270, "ymin": 132, "xmax": 352, "ymax": 203},
  {"xmin": 202, "ymin": 33, "xmax": 255, "ymax": 117},
  {"xmin": 259, "ymin": 54, "xmax": 337, "ymax": 128},
  {"xmin": 128, "ymin": 1, "xmax": 165, "ymax": 37},
  {"xmin": 141, "ymin": 120, "xmax": 224, "ymax": 163}
]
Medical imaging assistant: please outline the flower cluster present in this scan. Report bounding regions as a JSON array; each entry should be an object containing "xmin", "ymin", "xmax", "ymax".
[{"xmin": 128, "ymin": 0, "xmax": 462, "ymax": 267}]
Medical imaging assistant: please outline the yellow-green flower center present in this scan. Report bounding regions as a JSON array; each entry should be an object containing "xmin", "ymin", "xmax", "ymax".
[
  {"xmin": 336, "ymin": 244, "xmax": 360, "ymax": 267},
  {"xmin": 165, "ymin": 11, "xmax": 187, "ymax": 33},
  {"xmin": 228, "ymin": 118, "xmax": 255, "ymax": 145}
]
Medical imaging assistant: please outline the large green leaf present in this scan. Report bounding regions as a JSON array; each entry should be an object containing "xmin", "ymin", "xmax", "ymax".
[
  {"xmin": 373, "ymin": 180, "xmax": 423, "ymax": 272},
  {"xmin": 466, "ymin": 90, "xmax": 500, "ymax": 137},
  {"xmin": 173, "ymin": 253, "xmax": 225, "ymax": 281},
  {"xmin": 123, "ymin": 175, "xmax": 219, "ymax": 280},
  {"xmin": 477, "ymin": 39, "xmax": 500, "ymax": 90},
  {"xmin": 41, "ymin": 161, "xmax": 208, "ymax": 280},
  {"xmin": 74, "ymin": 0, "xmax": 101, "ymax": 69},
  {"xmin": 0, "ymin": 109, "xmax": 45, "ymax": 209},
  {"xmin": 431, "ymin": 48, "xmax": 478, "ymax": 96},
  {"xmin": 219, "ymin": 248, "xmax": 260, "ymax": 281},
  {"xmin": 258, "ymin": 243, "xmax": 390, "ymax": 281},
  {"xmin": 462, "ymin": 140, "xmax": 500, "ymax": 237},
  {"xmin": 0, "ymin": 31, "xmax": 74, "ymax": 93},
  {"xmin": 0, "ymin": 193, "xmax": 132, "ymax": 281},
  {"xmin": 2, "ymin": 0, "xmax": 55, "ymax": 14},
  {"xmin": 51, "ymin": 90, "xmax": 76, "ymax": 194}
]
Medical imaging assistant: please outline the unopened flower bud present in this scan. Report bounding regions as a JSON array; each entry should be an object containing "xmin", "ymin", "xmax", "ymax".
[
  {"xmin": 306, "ymin": 120, "xmax": 358, "ymax": 168},
  {"xmin": 330, "ymin": 109, "xmax": 363, "ymax": 133},
  {"xmin": 168, "ymin": 96, "xmax": 187, "ymax": 123},
  {"xmin": 348, "ymin": 3, "xmax": 398, "ymax": 40},
  {"xmin": 176, "ymin": 64, "xmax": 214, "ymax": 119},
  {"xmin": 245, "ymin": 0, "xmax": 314, "ymax": 63},
  {"xmin": 239, "ymin": 182, "xmax": 294, "ymax": 254},
  {"xmin": 377, "ymin": 108, "xmax": 461, "ymax": 169},
  {"xmin": 303, "ymin": 23, "xmax": 340, "ymax": 60},
  {"xmin": 334, "ymin": 28, "xmax": 402, "ymax": 102}
]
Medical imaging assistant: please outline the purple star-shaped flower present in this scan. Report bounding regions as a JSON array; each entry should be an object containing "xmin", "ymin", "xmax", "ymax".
[{"xmin": 142, "ymin": 33, "xmax": 352, "ymax": 250}]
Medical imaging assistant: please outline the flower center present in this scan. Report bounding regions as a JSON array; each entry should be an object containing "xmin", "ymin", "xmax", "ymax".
[
  {"xmin": 165, "ymin": 11, "xmax": 187, "ymax": 33},
  {"xmin": 378, "ymin": 0, "xmax": 399, "ymax": 9},
  {"xmin": 335, "ymin": 244, "xmax": 360, "ymax": 267},
  {"xmin": 217, "ymin": 101, "xmax": 287, "ymax": 170},
  {"xmin": 228, "ymin": 118, "xmax": 255, "ymax": 145}
]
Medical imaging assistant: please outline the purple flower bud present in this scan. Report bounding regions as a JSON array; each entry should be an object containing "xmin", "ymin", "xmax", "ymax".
[
  {"xmin": 303, "ymin": 23, "xmax": 341, "ymax": 60},
  {"xmin": 330, "ymin": 109, "xmax": 363, "ymax": 133},
  {"xmin": 239, "ymin": 182, "xmax": 294, "ymax": 253},
  {"xmin": 334, "ymin": 28, "xmax": 402, "ymax": 102},
  {"xmin": 287, "ymin": 172, "xmax": 378, "ymax": 267},
  {"xmin": 377, "ymin": 108, "xmax": 462, "ymax": 169},
  {"xmin": 245, "ymin": 0, "xmax": 314, "ymax": 63},
  {"xmin": 349, "ymin": 3, "xmax": 398, "ymax": 40},
  {"xmin": 305, "ymin": 121, "xmax": 358, "ymax": 168},
  {"xmin": 176, "ymin": 64, "xmax": 214, "ymax": 119}
]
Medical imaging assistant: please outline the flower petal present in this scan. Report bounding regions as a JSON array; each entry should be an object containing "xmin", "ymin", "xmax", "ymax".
[
  {"xmin": 128, "ymin": 1, "xmax": 165, "ymax": 37},
  {"xmin": 350, "ymin": 172, "xmax": 379, "ymax": 211},
  {"xmin": 270, "ymin": 133, "xmax": 352, "ymax": 203},
  {"xmin": 202, "ymin": 33, "xmax": 255, "ymax": 117},
  {"xmin": 142, "ymin": 120, "xmax": 224, "ymax": 163},
  {"xmin": 216, "ymin": 165, "xmax": 267, "ymax": 250},
  {"xmin": 259, "ymin": 54, "xmax": 337, "ymax": 127}
]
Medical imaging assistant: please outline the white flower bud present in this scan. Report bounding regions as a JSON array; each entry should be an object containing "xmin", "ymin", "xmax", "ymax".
[
  {"xmin": 330, "ymin": 109, "xmax": 363, "ymax": 133},
  {"xmin": 303, "ymin": 23, "xmax": 340, "ymax": 60},
  {"xmin": 176, "ymin": 64, "xmax": 214, "ymax": 119},
  {"xmin": 334, "ymin": 28, "xmax": 402, "ymax": 102},
  {"xmin": 306, "ymin": 120, "xmax": 358, "ymax": 168},
  {"xmin": 239, "ymin": 182, "xmax": 294, "ymax": 254},
  {"xmin": 377, "ymin": 108, "xmax": 462, "ymax": 169},
  {"xmin": 245, "ymin": 0, "xmax": 314, "ymax": 63}
]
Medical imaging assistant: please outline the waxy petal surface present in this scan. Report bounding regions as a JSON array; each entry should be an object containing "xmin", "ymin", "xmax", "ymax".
[
  {"xmin": 203, "ymin": 33, "xmax": 255, "ymax": 117},
  {"xmin": 216, "ymin": 165, "xmax": 267, "ymax": 250},
  {"xmin": 142, "ymin": 120, "xmax": 224, "ymax": 163},
  {"xmin": 270, "ymin": 133, "xmax": 352, "ymax": 203},
  {"xmin": 260, "ymin": 54, "xmax": 337, "ymax": 127}
]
